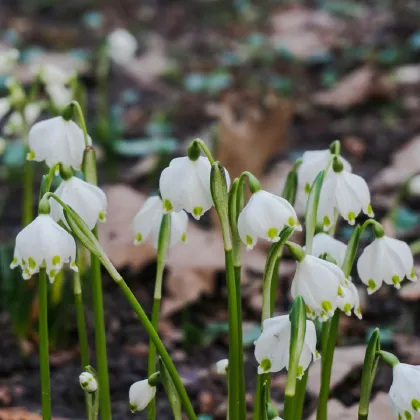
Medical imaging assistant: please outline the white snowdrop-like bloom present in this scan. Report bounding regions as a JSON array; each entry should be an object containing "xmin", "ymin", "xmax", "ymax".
[
  {"xmin": 79, "ymin": 372, "xmax": 97, "ymax": 393},
  {"xmin": 408, "ymin": 174, "xmax": 420, "ymax": 196},
  {"xmin": 107, "ymin": 28, "xmax": 138, "ymax": 64},
  {"xmin": 311, "ymin": 232, "xmax": 347, "ymax": 266},
  {"xmin": 216, "ymin": 359, "xmax": 229, "ymax": 375},
  {"xmin": 317, "ymin": 169, "xmax": 374, "ymax": 230},
  {"xmin": 357, "ymin": 235, "xmax": 417, "ymax": 294},
  {"xmin": 291, "ymin": 254, "xmax": 346, "ymax": 321},
  {"xmin": 298, "ymin": 149, "xmax": 351, "ymax": 194},
  {"xmin": 28, "ymin": 116, "xmax": 89, "ymax": 170},
  {"xmin": 389, "ymin": 363, "xmax": 420, "ymax": 419},
  {"xmin": 132, "ymin": 195, "xmax": 188, "ymax": 248},
  {"xmin": 46, "ymin": 84, "xmax": 73, "ymax": 109},
  {"xmin": 129, "ymin": 379, "xmax": 156, "ymax": 413},
  {"xmin": 4, "ymin": 103, "xmax": 43, "ymax": 136},
  {"xmin": 337, "ymin": 280, "xmax": 362, "ymax": 319},
  {"xmin": 38, "ymin": 64, "xmax": 74, "ymax": 86},
  {"xmin": 254, "ymin": 315, "xmax": 319, "ymax": 376},
  {"xmin": 0, "ymin": 97, "xmax": 10, "ymax": 120},
  {"xmin": 10, "ymin": 214, "xmax": 77, "ymax": 283},
  {"xmin": 160, "ymin": 156, "xmax": 229, "ymax": 220},
  {"xmin": 0, "ymin": 48, "xmax": 19, "ymax": 76},
  {"xmin": 50, "ymin": 176, "xmax": 107, "ymax": 230},
  {"xmin": 237, "ymin": 190, "xmax": 301, "ymax": 250}
]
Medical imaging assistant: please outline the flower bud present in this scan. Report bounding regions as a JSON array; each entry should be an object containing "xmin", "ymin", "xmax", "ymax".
[
  {"xmin": 79, "ymin": 372, "xmax": 97, "ymax": 393},
  {"xmin": 129, "ymin": 379, "xmax": 156, "ymax": 413}
]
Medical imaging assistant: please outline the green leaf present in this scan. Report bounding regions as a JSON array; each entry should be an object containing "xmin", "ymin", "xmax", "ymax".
[{"xmin": 159, "ymin": 357, "xmax": 182, "ymax": 420}]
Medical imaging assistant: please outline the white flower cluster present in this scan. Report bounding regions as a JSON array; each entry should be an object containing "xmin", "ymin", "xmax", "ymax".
[{"xmin": 10, "ymin": 116, "xmax": 106, "ymax": 283}]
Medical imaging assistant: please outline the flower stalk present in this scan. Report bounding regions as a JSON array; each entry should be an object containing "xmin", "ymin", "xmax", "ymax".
[
  {"xmin": 147, "ymin": 214, "xmax": 171, "ymax": 420},
  {"xmin": 38, "ymin": 269, "xmax": 52, "ymax": 420}
]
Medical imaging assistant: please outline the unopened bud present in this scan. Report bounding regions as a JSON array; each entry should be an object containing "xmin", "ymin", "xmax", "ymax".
[
  {"xmin": 79, "ymin": 371, "xmax": 97, "ymax": 393},
  {"xmin": 216, "ymin": 359, "xmax": 229, "ymax": 375}
]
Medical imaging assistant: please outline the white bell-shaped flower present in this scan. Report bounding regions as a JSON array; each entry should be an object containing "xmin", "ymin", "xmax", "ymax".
[
  {"xmin": 46, "ymin": 84, "xmax": 73, "ymax": 109},
  {"xmin": 216, "ymin": 359, "xmax": 229, "ymax": 375},
  {"xmin": 291, "ymin": 254, "xmax": 346, "ymax": 321},
  {"xmin": 298, "ymin": 149, "xmax": 351, "ymax": 194},
  {"xmin": 4, "ymin": 103, "xmax": 43, "ymax": 136},
  {"xmin": 132, "ymin": 195, "xmax": 188, "ymax": 248},
  {"xmin": 28, "ymin": 116, "xmax": 88, "ymax": 170},
  {"xmin": 159, "ymin": 156, "xmax": 228, "ymax": 220},
  {"xmin": 129, "ymin": 379, "xmax": 156, "ymax": 413},
  {"xmin": 237, "ymin": 190, "xmax": 301, "ymax": 250},
  {"xmin": 254, "ymin": 315, "xmax": 319, "ymax": 376},
  {"xmin": 357, "ymin": 235, "xmax": 417, "ymax": 294},
  {"xmin": 0, "ymin": 48, "xmax": 19, "ymax": 76},
  {"xmin": 337, "ymin": 280, "xmax": 362, "ymax": 319},
  {"xmin": 311, "ymin": 233, "xmax": 347, "ymax": 266},
  {"xmin": 317, "ymin": 168, "xmax": 373, "ymax": 230},
  {"xmin": 10, "ymin": 214, "xmax": 77, "ymax": 283},
  {"xmin": 107, "ymin": 29, "xmax": 138, "ymax": 64},
  {"xmin": 50, "ymin": 176, "xmax": 107, "ymax": 230},
  {"xmin": 408, "ymin": 174, "xmax": 420, "ymax": 197},
  {"xmin": 0, "ymin": 97, "xmax": 10, "ymax": 120},
  {"xmin": 389, "ymin": 363, "xmax": 420, "ymax": 419},
  {"xmin": 79, "ymin": 372, "xmax": 97, "ymax": 393}
]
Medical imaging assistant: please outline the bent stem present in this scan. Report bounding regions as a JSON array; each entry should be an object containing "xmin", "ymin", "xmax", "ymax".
[
  {"xmin": 147, "ymin": 215, "xmax": 170, "ymax": 420},
  {"xmin": 316, "ymin": 311, "xmax": 340, "ymax": 420},
  {"xmin": 116, "ymin": 279, "xmax": 196, "ymax": 419},
  {"xmin": 74, "ymin": 265, "xmax": 89, "ymax": 369},
  {"xmin": 38, "ymin": 269, "xmax": 52, "ymax": 420}
]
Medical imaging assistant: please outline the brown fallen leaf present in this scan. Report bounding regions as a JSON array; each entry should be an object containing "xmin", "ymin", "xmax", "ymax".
[
  {"xmin": 307, "ymin": 345, "xmax": 366, "ymax": 395},
  {"xmin": 0, "ymin": 408, "xmax": 64, "ymax": 420},
  {"xmin": 269, "ymin": 6, "xmax": 344, "ymax": 59},
  {"xmin": 216, "ymin": 91, "xmax": 294, "ymax": 182},
  {"xmin": 313, "ymin": 66, "xmax": 394, "ymax": 110},
  {"xmin": 308, "ymin": 392, "xmax": 393, "ymax": 420},
  {"xmin": 372, "ymin": 135, "xmax": 420, "ymax": 190}
]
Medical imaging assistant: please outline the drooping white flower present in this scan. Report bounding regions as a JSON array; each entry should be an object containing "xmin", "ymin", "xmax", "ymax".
[
  {"xmin": 129, "ymin": 379, "xmax": 156, "ymax": 413},
  {"xmin": 337, "ymin": 280, "xmax": 362, "ymax": 319},
  {"xmin": 0, "ymin": 97, "xmax": 10, "ymax": 120},
  {"xmin": 38, "ymin": 64, "xmax": 74, "ymax": 86},
  {"xmin": 216, "ymin": 359, "xmax": 229, "ymax": 375},
  {"xmin": 298, "ymin": 149, "xmax": 351, "ymax": 194},
  {"xmin": 254, "ymin": 315, "xmax": 319, "ymax": 376},
  {"xmin": 132, "ymin": 195, "xmax": 188, "ymax": 248},
  {"xmin": 311, "ymin": 233, "xmax": 347, "ymax": 266},
  {"xmin": 389, "ymin": 363, "xmax": 420, "ymax": 419},
  {"xmin": 0, "ymin": 48, "xmax": 19, "ymax": 76},
  {"xmin": 357, "ymin": 235, "xmax": 417, "ymax": 294},
  {"xmin": 291, "ymin": 254, "xmax": 346, "ymax": 321},
  {"xmin": 317, "ymin": 169, "xmax": 374, "ymax": 230},
  {"xmin": 10, "ymin": 214, "xmax": 77, "ymax": 283},
  {"xmin": 160, "ymin": 156, "xmax": 229, "ymax": 220},
  {"xmin": 50, "ymin": 176, "xmax": 107, "ymax": 230},
  {"xmin": 28, "ymin": 116, "xmax": 89, "ymax": 170},
  {"xmin": 408, "ymin": 174, "xmax": 420, "ymax": 196},
  {"xmin": 237, "ymin": 190, "xmax": 301, "ymax": 250},
  {"xmin": 79, "ymin": 372, "xmax": 97, "ymax": 393},
  {"xmin": 45, "ymin": 84, "xmax": 73, "ymax": 109},
  {"xmin": 107, "ymin": 29, "xmax": 138, "ymax": 64},
  {"xmin": 4, "ymin": 102, "xmax": 43, "ymax": 136}
]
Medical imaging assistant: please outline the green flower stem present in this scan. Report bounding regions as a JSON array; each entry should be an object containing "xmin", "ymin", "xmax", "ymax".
[
  {"xmin": 70, "ymin": 100, "xmax": 90, "ymax": 147},
  {"xmin": 90, "ymin": 235, "xmax": 112, "ymax": 420},
  {"xmin": 316, "ymin": 310, "xmax": 339, "ymax": 420},
  {"xmin": 38, "ymin": 269, "xmax": 52, "ymax": 420},
  {"xmin": 116, "ymin": 279, "xmax": 197, "ymax": 419},
  {"xmin": 195, "ymin": 139, "xmax": 215, "ymax": 164},
  {"xmin": 295, "ymin": 369, "xmax": 309, "ymax": 420},
  {"xmin": 269, "ymin": 256, "xmax": 282, "ymax": 315},
  {"xmin": 225, "ymin": 249, "xmax": 243, "ymax": 420},
  {"xmin": 74, "ymin": 268, "xmax": 89, "ymax": 369},
  {"xmin": 358, "ymin": 329, "xmax": 380, "ymax": 420},
  {"xmin": 148, "ymin": 214, "xmax": 170, "ymax": 420},
  {"xmin": 21, "ymin": 112, "xmax": 33, "ymax": 226}
]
